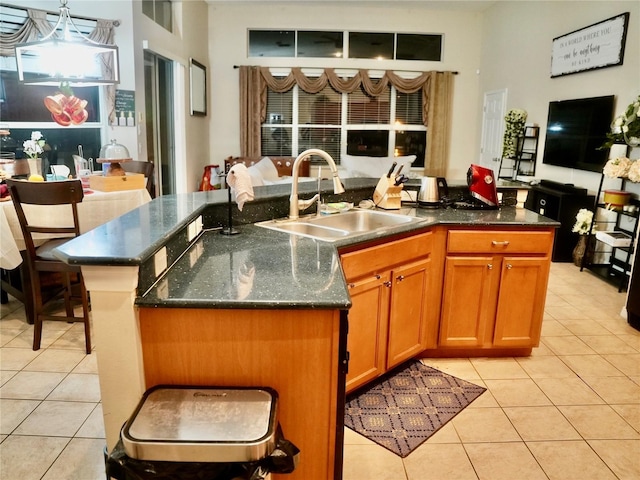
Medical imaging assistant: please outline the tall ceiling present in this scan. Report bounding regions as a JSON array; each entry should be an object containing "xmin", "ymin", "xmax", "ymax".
[{"xmin": 204, "ymin": 0, "xmax": 497, "ymax": 12}]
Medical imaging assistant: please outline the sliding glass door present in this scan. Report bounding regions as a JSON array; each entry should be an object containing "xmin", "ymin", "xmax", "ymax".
[{"xmin": 144, "ymin": 50, "xmax": 175, "ymax": 195}]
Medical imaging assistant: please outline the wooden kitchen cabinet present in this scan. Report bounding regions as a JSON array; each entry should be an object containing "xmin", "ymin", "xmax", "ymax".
[
  {"xmin": 340, "ymin": 232, "xmax": 432, "ymax": 393},
  {"xmin": 493, "ymin": 256, "xmax": 549, "ymax": 347},
  {"xmin": 439, "ymin": 228, "xmax": 553, "ymax": 350},
  {"xmin": 386, "ymin": 258, "xmax": 431, "ymax": 367},
  {"xmin": 344, "ymin": 272, "xmax": 390, "ymax": 389},
  {"xmin": 439, "ymin": 256, "xmax": 499, "ymax": 347}
]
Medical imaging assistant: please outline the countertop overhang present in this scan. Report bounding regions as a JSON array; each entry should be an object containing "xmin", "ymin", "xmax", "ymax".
[{"xmin": 53, "ymin": 178, "xmax": 557, "ymax": 310}]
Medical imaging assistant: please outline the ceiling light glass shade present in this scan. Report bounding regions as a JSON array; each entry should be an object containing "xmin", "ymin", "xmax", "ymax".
[
  {"xmin": 15, "ymin": 40, "xmax": 119, "ymax": 86},
  {"xmin": 14, "ymin": 0, "xmax": 119, "ymax": 86}
]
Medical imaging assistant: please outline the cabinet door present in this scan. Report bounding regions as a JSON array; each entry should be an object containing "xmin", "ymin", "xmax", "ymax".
[
  {"xmin": 387, "ymin": 258, "xmax": 430, "ymax": 369},
  {"xmin": 439, "ymin": 256, "xmax": 499, "ymax": 347},
  {"xmin": 345, "ymin": 272, "xmax": 391, "ymax": 393},
  {"xmin": 493, "ymin": 257, "xmax": 549, "ymax": 347}
]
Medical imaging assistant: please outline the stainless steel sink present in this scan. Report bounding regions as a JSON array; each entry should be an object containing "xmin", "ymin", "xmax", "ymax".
[{"xmin": 256, "ymin": 209, "xmax": 421, "ymax": 242}]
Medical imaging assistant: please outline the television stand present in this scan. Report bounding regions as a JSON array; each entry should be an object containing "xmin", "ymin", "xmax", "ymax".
[
  {"xmin": 525, "ymin": 180, "xmax": 594, "ymax": 262},
  {"xmin": 537, "ymin": 180, "xmax": 586, "ymax": 195}
]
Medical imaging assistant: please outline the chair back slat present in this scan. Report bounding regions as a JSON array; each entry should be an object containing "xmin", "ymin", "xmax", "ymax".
[{"xmin": 6, "ymin": 179, "xmax": 83, "ymax": 205}]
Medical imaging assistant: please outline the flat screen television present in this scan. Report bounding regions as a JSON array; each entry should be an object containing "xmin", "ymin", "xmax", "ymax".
[{"xmin": 542, "ymin": 95, "xmax": 615, "ymax": 173}]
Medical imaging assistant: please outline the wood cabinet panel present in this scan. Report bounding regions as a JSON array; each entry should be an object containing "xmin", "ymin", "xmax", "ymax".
[
  {"xmin": 340, "ymin": 231, "xmax": 431, "ymax": 279},
  {"xmin": 439, "ymin": 256, "xmax": 499, "ymax": 347},
  {"xmin": 139, "ymin": 308, "xmax": 342, "ymax": 480},
  {"xmin": 493, "ymin": 257, "xmax": 549, "ymax": 347},
  {"xmin": 447, "ymin": 229, "xmax": 554, "ymax": 255},
  {"xmin": 345, "ymin": 273, "xmax": 390, "ymax": 392},
  {"xmin": 387, "ymin": 258, "xmax": 431, "ymax": 368}
]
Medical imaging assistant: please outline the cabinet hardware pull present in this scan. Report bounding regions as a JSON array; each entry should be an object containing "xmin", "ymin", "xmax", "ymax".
[
  {"xmin": 349, "ymin": 283, "xmax": 355, "ymax": 288},
  {"xmin": 374, "ymin": 274, "xmax": 381, "ymax": 280},
  {"xmin": 506, "ymin": 264, "xmax": 513, "ymax": 269},
  {"xmin": 396, "ymin": 275, "xmax": 405, "ymax": 282},
  {"xmin": 487, "ymin": 264, "xmax": 493, "ymax": 269},
  {"xmin": 492, "ymin": 240, "xmax": 510, "ymax": 246},
  {"xmin": 384, "ymin": 281, "xmax": 392, "ymax": 287}
]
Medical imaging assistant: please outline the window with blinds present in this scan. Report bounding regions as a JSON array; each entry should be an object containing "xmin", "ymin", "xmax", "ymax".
[
  {"xmin": 0, "ymin": 4, "xmax": 96, "ymax": 40},
  {"xmin": 261, "ymin": 81, "xmax": 426, "ymax": 167},
  {"xmin": 262, "ymin": 89, "xmax": 293, "ymax": 156}
]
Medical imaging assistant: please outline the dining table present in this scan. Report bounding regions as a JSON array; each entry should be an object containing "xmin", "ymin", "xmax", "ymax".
[{"xmin": 0, "ymin": 186, "xmax": 152, "ymax": 319}]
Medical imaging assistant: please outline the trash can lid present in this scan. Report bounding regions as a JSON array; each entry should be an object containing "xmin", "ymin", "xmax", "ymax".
[{"xmin": 121, "ymin": 385, "xmax": 279, "ymax": 463}]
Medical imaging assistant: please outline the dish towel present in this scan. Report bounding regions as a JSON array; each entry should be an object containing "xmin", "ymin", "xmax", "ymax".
[{"xmin": 226, "ymin": 163, "xmax": 254, "ymax": 211}]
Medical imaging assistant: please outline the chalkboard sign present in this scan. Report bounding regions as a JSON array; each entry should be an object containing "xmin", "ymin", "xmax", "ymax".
[{"xmin": 114, "ymin": 89, "xmax": 136, "ymax": 126}]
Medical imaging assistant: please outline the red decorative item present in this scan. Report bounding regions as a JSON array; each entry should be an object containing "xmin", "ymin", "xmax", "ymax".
[
  {"xmin": 44, "ymin": 82, "xmax": 89, "ymax": 126},
  {"xmin": 199, "ymin": 164, "xmax": 222, "ymax": 191}
]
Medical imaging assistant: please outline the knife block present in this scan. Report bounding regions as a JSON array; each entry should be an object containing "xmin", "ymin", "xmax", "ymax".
[{"xmin": 373, "ymin": 176, "xmax": 403, "ymax": 210}]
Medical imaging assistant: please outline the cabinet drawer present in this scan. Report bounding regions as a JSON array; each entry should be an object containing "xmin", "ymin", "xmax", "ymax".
[
  {"xmin": 341, "ymin": 232, "xmax": 432, "ymax": 280},
  {"xmin": 447, "ymin": 230, "xmax": 553, "ymax": 255}
]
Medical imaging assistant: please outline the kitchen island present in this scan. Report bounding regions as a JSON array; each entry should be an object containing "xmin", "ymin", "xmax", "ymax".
[{"xmin": 55, "ymin": 178, "xmax": 557, "ymax": 480}]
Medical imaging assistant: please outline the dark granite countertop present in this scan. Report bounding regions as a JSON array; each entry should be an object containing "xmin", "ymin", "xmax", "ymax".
[{"xmin": 54, "ymin": 178, "xmax": 557, "ymax": 310}]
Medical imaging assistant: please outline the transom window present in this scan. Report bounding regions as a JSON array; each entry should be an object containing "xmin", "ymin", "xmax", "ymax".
[
  {"xmin": 249, "ymin": 30, "xmax": 442, "ymax": 62},
  {"xmin": 143, "ymin": 0, "xmax": 173, "ymax": 32}
]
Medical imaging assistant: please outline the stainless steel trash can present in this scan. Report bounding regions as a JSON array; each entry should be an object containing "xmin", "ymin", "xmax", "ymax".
[{"xmin": 121, "ymin": 385, "xmax": 279, "ymax": 463}]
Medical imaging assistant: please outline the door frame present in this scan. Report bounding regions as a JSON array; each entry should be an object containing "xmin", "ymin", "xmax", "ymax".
[{"xmin": 143, "ymin": 48, "xmax": 187, "ymax": 195}]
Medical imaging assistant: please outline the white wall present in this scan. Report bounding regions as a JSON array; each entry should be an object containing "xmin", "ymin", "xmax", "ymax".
[
  {"xmin": 480, "ymin": 0, "xmax": 640, "ymax": 194},
  {"xmin": 207, "ymin": 2, "xmax": 485, "ymax": 179}
]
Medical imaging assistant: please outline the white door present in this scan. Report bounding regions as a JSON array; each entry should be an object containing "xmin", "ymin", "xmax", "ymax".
[{"xmin": 480, "ymin": 89, "xmax": 507, "ymax": 175}]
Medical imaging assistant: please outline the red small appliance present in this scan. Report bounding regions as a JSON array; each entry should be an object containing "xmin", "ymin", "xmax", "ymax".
[{"xmin": 467, "ymin": 164, "xmax": 499, "ymax": 207}]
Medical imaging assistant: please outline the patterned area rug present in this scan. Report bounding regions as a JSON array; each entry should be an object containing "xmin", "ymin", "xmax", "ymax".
[{"xmin": 344, "ymin": 360, "xmax": 486, "ymax": 457}]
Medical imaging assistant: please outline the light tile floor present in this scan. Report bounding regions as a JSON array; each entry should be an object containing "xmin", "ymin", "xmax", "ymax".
[{"xmin": 1, "ymin": 263, "xmax": 639, "ymax": 480}]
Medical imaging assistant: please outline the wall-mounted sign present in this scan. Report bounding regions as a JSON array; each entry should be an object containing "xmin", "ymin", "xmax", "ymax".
[
  {"xmin": 551, "ymin": 12, "xmax": 629, "ymax": 78},
  {"xmin": 112, "ymin": 89, "xmax": 136, "ymax": 126}
]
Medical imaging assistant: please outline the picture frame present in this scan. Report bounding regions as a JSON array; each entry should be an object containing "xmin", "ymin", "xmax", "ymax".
[
  {"xmin": 190, "ymin": 58, "xmax": 207, "ymax": 116},
  {"xmin": 550, "ymin": 12, "xmax": 629, "ymax": 78}
]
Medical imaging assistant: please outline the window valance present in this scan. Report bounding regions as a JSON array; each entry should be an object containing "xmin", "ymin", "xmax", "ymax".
[{"xmin": 0, "ymin": 7, "xmax": 117, "ymax": 57}]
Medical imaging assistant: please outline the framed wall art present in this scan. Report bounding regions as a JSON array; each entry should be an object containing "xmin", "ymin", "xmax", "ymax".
[
  {"xmin": 550, "ymin": 12, "xmax": 629, "ymax": 78},
  {"xmin": 190, "ymin": 58, "xmax": 207, "ymax": 116}
]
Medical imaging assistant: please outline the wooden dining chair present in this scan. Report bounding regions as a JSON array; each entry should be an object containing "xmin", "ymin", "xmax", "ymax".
[
  {"xmin": 6, "ymin": 179, "xmax": 91, "ymax": 354},
  {"xmin": 122, "ymin": 160, "xmax": 155, "ymax": 197}
]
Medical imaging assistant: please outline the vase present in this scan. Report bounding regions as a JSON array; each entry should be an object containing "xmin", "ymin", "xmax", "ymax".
[
  {"xmin": 572, "ymin": 235, "xmax": 589, "ymax": 267},
  {"xmin": 27, "ymin": 157, "xmax": 42, "ymax": 177}
]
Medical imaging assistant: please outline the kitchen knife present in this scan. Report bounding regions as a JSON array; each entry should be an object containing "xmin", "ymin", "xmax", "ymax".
[
  {"xmin": 395, "ymin": 164, "xmax": 404, "ymax": 176},
  {"xmin": 387, "ymin": 161, "xmax": 397, "ymax": 178},
  {"xmin": 394, "ymin": 175, "xmax": 408, "ymax": 186}
]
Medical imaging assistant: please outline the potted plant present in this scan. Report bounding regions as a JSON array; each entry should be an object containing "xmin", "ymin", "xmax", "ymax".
[
  {"xmin": 601, "ymin": 94, "xmax": 640, "ymax": 149},
  {"xmin": 572, "ymin": 208, "xmax": 594, "ymax": 267}
]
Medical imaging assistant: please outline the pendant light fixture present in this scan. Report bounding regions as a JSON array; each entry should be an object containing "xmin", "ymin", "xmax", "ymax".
[{"xmin": 14, "ymin": 0, "xmax": 119, "ymax": 86}]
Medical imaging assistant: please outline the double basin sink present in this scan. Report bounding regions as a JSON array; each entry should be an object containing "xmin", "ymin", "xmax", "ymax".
[{"xmin": 256, "ymin": 208, "xmax": 422, "ymax": 242}]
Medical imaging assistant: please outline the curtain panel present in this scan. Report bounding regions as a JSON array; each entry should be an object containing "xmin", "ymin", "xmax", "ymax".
[
  {"xmin": 0, "ymin": 6, "xmax": 118, "ymax": 124},
  {"xmin": 239, "ymin": 66, "xmax": 454, "ymax": 174}
]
